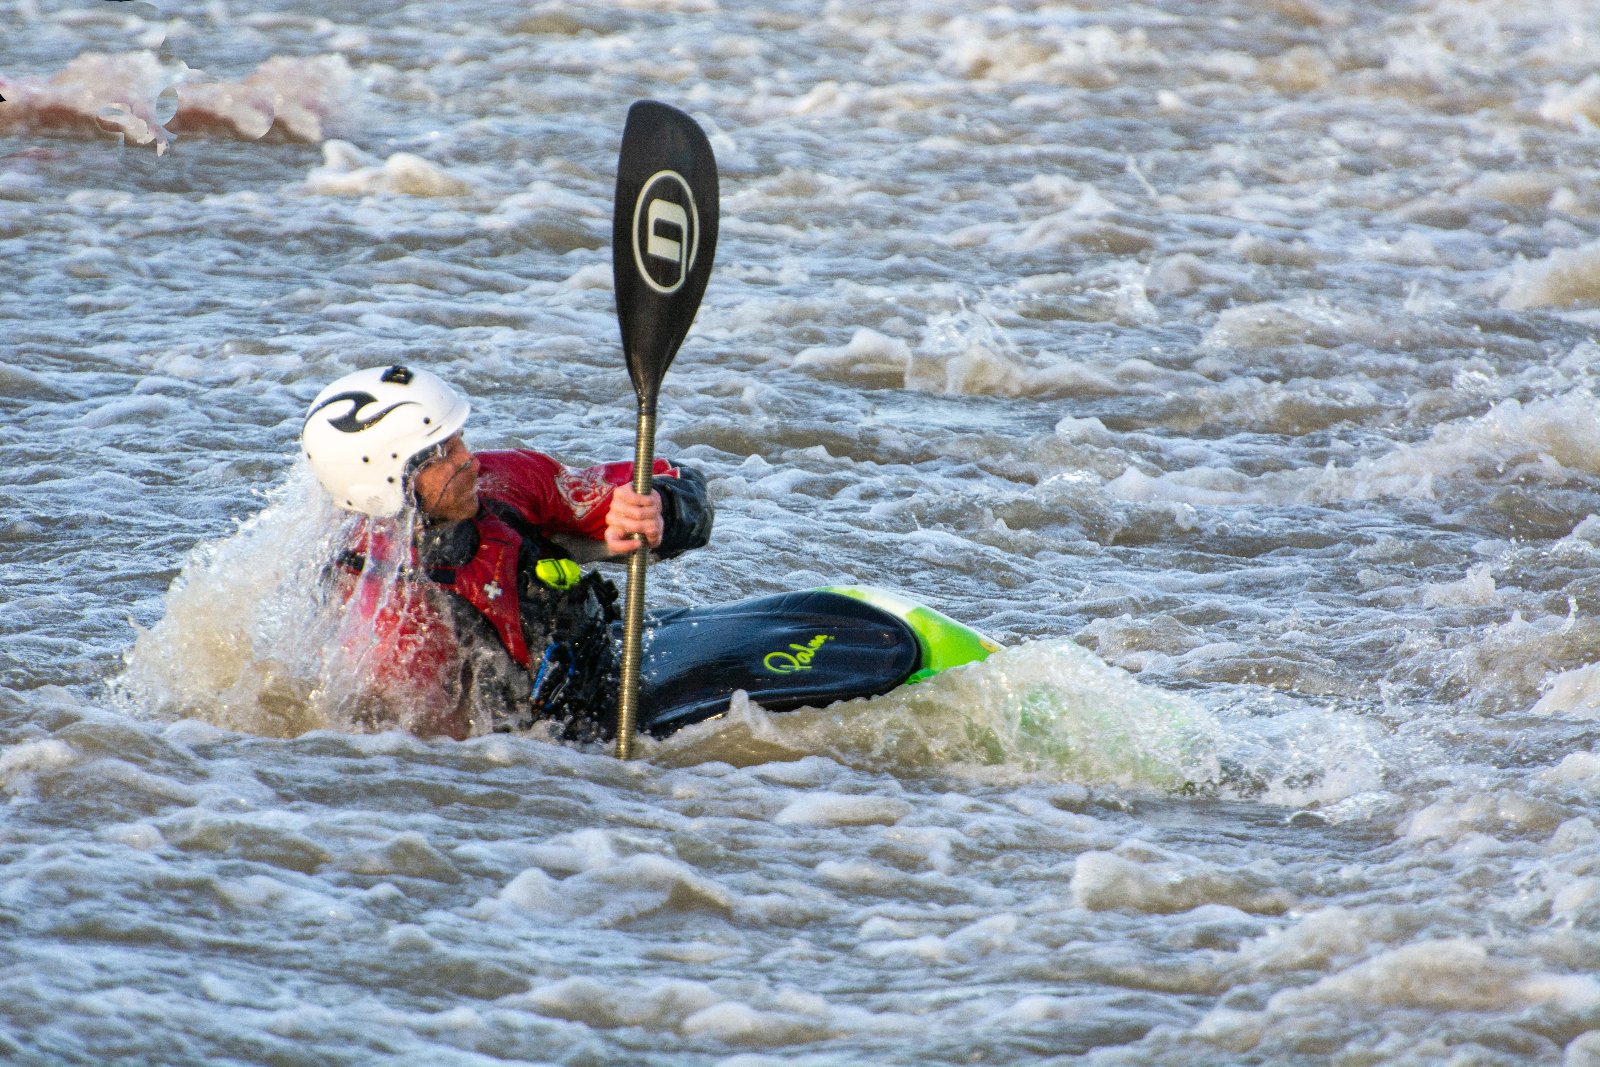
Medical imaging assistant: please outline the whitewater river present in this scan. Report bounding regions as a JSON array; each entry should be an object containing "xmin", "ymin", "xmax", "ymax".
[{"xmin": 7, "ymin": 0, "xmax": 1600, "ymax": 1062}]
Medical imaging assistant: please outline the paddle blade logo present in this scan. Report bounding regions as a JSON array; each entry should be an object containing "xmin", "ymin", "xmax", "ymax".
[{"xmin": 631, "ymin": 169, "xmax": 700, "ymax": 295}]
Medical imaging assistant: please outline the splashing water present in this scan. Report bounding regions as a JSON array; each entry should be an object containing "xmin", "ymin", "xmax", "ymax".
[
  {"xmin": 110, "ymin": 465, "xmax": 463, "ymax": 738},
  {"xmin": 653, "ymin": 637, "xmax": 1228, "ymax": 791}
]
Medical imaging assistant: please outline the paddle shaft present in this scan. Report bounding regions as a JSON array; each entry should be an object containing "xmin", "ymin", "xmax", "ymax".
[
  {"xmin": 609, "ymin": 99, "xmax": 718, "ymax": 758},
  {"xmin": 615, "ymin": 407, "xmax": 656, "ymax": 759}
]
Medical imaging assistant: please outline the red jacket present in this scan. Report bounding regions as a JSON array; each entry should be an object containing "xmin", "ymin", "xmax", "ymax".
[
  {"xmin": 334, "ymin": 450, "xmax": 702, "ymax": 729},
  {"xmin": 474, "ymin": 450, "xmax": 677, "ymax": 544}
]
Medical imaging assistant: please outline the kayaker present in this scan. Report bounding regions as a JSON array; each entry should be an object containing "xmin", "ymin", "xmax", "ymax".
[{"xmin": 300, "ymin": 364, "xmax": 713, "ymax": 740}]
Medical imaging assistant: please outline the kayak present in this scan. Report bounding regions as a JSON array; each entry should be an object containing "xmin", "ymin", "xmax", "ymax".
[{"xmin": 633, "ymin": 586, "xmax": 1002, "ymax": 736}]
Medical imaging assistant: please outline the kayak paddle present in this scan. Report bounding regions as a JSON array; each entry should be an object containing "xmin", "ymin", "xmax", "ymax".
[{"xmin": 610, "ymin": 100, "xmax": 720, "ymax": 759}]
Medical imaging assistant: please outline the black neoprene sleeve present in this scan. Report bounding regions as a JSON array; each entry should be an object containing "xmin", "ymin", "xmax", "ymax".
[{"xmin": 652, "ymin": 465, "xmax": 714, "ymax": 559}]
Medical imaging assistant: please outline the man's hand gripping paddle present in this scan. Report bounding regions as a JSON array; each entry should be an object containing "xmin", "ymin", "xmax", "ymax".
[{"xmin": 611, "ymin": 100, "xmax": 719, "ymax": 759}]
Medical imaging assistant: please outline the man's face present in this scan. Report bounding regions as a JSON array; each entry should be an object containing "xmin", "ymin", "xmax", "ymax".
[{"xmin": 411, "ymin": 434, "xmax": 479, "ymax": 521}]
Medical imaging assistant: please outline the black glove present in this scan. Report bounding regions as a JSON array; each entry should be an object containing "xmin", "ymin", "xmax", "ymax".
[{"xmin": 652, "ymin": 465, "xmax": 714, "ymax": 559}]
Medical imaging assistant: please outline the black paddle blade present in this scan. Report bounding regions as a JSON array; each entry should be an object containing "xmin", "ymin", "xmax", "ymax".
[{"xmin": 612, "ymin": 100, "xmax": 719, "ymax": 412}]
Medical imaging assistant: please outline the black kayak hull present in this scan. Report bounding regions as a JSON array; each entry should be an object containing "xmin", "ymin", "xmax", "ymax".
[{"xmin": 628, "ymin": 587, "xmax": 1001, "ymax": 736}]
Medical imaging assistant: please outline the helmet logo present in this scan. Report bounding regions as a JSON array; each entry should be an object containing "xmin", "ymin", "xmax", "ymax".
[
  {"xmin": 631, "ymin": 170, "xmax": 699, "ymax": 295},
  {"xmin": 306, "ymin": 390, "xmax": 419, "ymax": 434}
]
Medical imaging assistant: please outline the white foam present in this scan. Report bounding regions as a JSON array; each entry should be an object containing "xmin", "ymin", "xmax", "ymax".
[
  {"xmin": 524, "ymin": 974, "xmax": 744, "ymax": 1033},
  {"xmin": 1071, "ymin": 846, "xmax": 1292, "ymax": 915},
  {"xmin": 1543, "ymin": 752, "xmax": 1600, "ymax": 791},
  {"xmin": 1402, "ymin": 790, "xmax": 1567, "ymax": 844},
  {"xmin": 1541, "ymin": 73, "xmax": 1600, "ymax": 128},
  {"xmin": 1106, "ymin": 466, "xmax": 1253, "ymax": 507},
  {"xmin": 1420, "ymin": 563, "xmax": 1498, "ymax": 608},
  {"xmin": 91, "ymin": 758, "xmax": 199, "ymax": 806},
  {"xmin": 814, "ymin": 859, "xmax": 902, "ymax": 889},
  {"xmin": 483, "ymin": 852, "xmax": 736, "ymax": 926},
  {"xmin": 611, "ymin": 0, "xmax": 717, "ymax": 10},
  {"xmin": 1350, "ymin": 392, "xmax": 1600, "ymax": 489},
  {"xmin": 1236, "ymin": 907, "xmax": 1389, "ymax": 973},
  {"xmin": 1533, "ymin": 664, "xmax": 1600, "ymax": 717},
  {"xmin": 524, "ymin": 827, "xmax": 629, "ymax": 875},
  {"xmin": 305, "ymin": 140, "xmax": 475, "ymax": 198},
  {"xmin": 0, "ymin": 739, "xmax": 80, "ymax": 797},
  {"xmin": 905, "ymin": 307, "xmax": 1120, "ymax": 398},
  {"xmin": 793, "ymin": 328, "xmax": 912, "ymax": 380},
  {"xmin": 98, "ymin": 822, "xmax": 165, "ymax": 850},
  {"xmin": 217, "ymin": 874, "xmax": 357, "ymax": 922},
  {"xmin": 78, "ymin": 395, "xmax": 187, "ymax": 430},
  {"xmin": 1552, "ymin": 877, "xmax": 1600, "ymax": 925},
  {"xmin": 773, "ymin": 791, "xmax": 911, "ymax": 827},
  {"xmin": 1200, "ymin": 938, "xmax": 1600, "ymax": 1051},
  {"xmin": 679, "ymin": 1002, "xmax": 770, "ymax": 1040},
  {"xmin": 495, "ymin": 867, "xmax": 560, "ymax": 912},
  {"xmin": 1165, "ymin": 390, "xmax": 1600, "ymax": 509},
  {"xmin": 1502, "ymin": 240, "xmax": 1600, "ymax": 310},
  {"xmin": 1201, "ymin": 297, "xmax": 1393, "ymax": 354},
  {"xmin": 939, "ymin": 19, "xmax": 1160, "ymax": 86},
  {"xmin": 1569, "ymin": 1032, "xmax": 1600, "ymax": 1067},
  {"xmin": 1276, "ymin": 939, "xmax": 1599, "ymax": 1012}
]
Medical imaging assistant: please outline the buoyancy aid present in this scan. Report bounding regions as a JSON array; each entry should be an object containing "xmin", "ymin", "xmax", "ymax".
[
  {"xmin": 338, "ymin": 508, "xmax": 621, "ymax": 737},
  {"xmin": 420, "ymin": 507, "xmax": 529, "ymax": 667},
  {"xmin": 440, "ymin": 500, "xmax": 620, "ymax": 731},
  {"xmin": 333, "ymin": 452, "xmax": 712, "ymax": 738}
]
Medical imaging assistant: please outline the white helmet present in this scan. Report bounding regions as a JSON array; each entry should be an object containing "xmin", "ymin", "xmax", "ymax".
[{"xmin": 301, "ymin": 365, "xmax": 470, "ymax": 517}]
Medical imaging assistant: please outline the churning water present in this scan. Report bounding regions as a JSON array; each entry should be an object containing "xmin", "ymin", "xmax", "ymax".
[{"xmin": 8, "ymin": 0, "xmax": 1600, "ymax": 1062}]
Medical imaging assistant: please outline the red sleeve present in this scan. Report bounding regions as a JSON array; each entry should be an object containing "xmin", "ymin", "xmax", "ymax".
[{"xmin": 475, "ymin": 449, "xmax": 676, "ymax": 541}]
